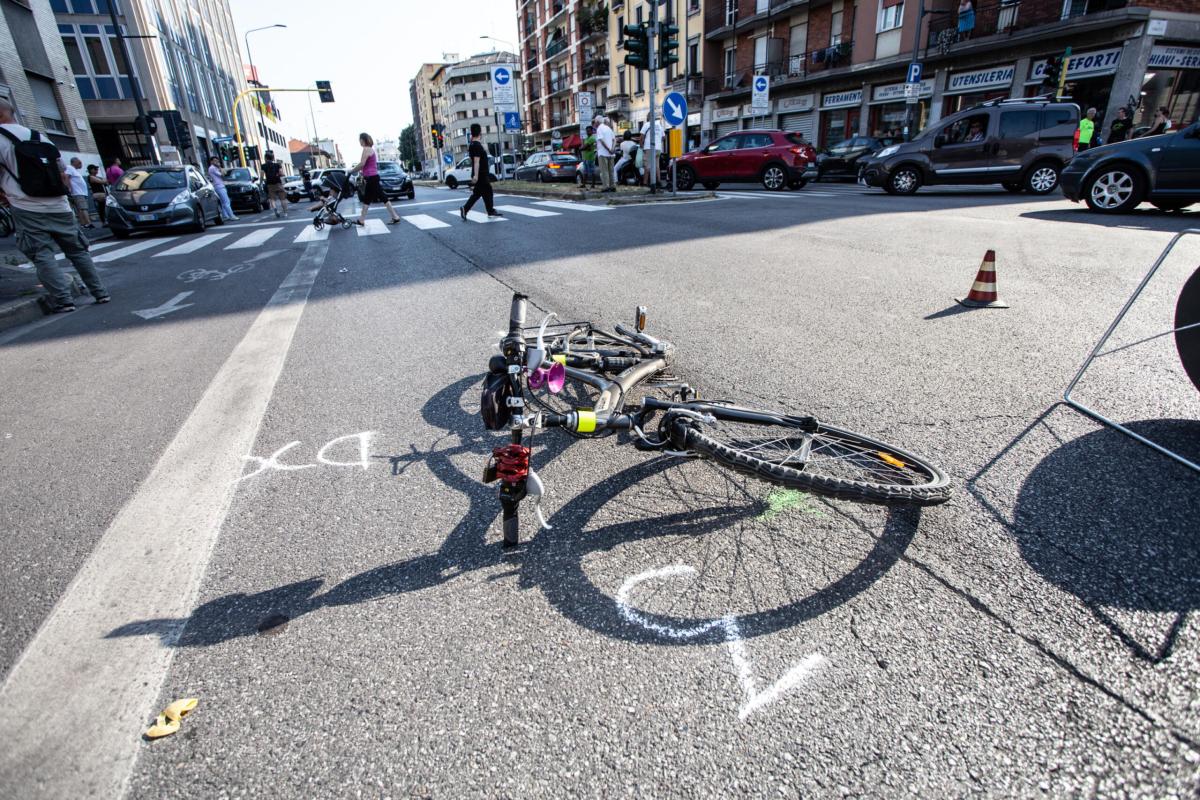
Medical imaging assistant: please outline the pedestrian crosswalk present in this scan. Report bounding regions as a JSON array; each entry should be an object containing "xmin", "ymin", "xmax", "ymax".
[{"xmin": 226, "ymin": 227, "xmax": 281, "ymax": 249}]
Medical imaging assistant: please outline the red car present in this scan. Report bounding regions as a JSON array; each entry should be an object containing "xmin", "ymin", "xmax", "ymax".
[{"xmin": 674, "ymin": 129, "xmax": 816, "ymax": 191}]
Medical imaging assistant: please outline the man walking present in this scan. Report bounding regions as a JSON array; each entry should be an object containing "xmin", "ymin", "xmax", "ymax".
[
  {"xmin": 207, "ymin": 156, "xmax": 237, "ymax": 221},
  {"xmin": 64, "ymin": 157, "xmax": 92, "ymax": 228},
  {"xmin": 261, "ymin": 151, "xmax": 287, "ymax": 218},
  {"xmin": 1107, "ymin": 106, "xmax": 1131, "ymax": 144},
  {"xmin": 595, "ymin": 115, "xmax": 616, "ymax": 193},
  {"xmin": 0, "ymin": 96, "xmax": 108, "ymax": 313},
  {"xmin": 459, "ymin": 123, "xmax": 501, "ymax": 220},
  {"xmin": 1076, "ymin": 107, "xmax": 1097, "ymax": 152}
]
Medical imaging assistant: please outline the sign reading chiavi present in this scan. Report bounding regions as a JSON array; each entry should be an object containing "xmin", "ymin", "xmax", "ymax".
[{"xmin": 945, "ymin": 65, "xmax": 1015, "ymax": 95}]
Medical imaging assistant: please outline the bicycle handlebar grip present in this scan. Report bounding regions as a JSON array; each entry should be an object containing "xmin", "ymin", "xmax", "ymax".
[{"xmin": 509, "ymin": 294, "xmax": 528, "ymax": 334}]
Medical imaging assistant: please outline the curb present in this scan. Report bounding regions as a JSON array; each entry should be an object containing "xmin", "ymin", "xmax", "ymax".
[
  {"xmin": 605, "ymin": 191, "xmax": 717, "ymax": 206},
  {"xmin": 0, "ymin": 229, "xmax": 112, "ymax": 335}
]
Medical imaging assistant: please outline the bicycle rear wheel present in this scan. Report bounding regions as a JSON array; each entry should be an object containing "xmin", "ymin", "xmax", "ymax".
[{"xmin": 675, "ymin": 414, "xmax": 950, "ymax": 506}]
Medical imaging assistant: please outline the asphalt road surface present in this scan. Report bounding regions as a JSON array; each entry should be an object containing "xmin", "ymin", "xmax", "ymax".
[{"xmin": 2, "ymin": 183, "xmax": 1199, "ymax": 799}]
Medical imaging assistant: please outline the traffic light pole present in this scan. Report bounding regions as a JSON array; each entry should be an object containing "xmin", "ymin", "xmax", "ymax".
[
  {"xmin": 648, "ymin": 2, "xmax": 659, "ymax": 193},
  {"xmin": 106, "ymin": 2, "xmax": 158, "ymax": 165},
  {"xmin": 232, "ymin": 88, "xmax": 320, "ymax": 168}
]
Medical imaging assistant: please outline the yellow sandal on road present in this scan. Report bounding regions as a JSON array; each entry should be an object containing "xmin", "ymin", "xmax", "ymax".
[
  {"xmin": 163, "ymin": 698, "xmax": 198, "ymax": 722},
  {"xmin": 143, "ymin": 698, "xmax": 198, "ymax": 739}
]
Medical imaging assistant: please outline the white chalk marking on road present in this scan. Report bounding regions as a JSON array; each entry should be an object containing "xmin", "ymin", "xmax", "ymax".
[
  {"xmin": 356, "ymin": 218, "xmax": 389, "ymax": 236},
  {"xmin": 532, "ymin": 200, "xmax": 610, "ymax": 212},
  {"xmin": 316, "ymin": 432, "xmax": 375, "ymax": 470},
  {"xmin": 0, "ymin": 240, "xmax": 330, "ymax": 799},
  {"xmin": 154, "ymin": 233, "xmax": 230, "ymax": 256},
  {"xmin": 226, "ymin": 227, "xmax": 282, "ymax": 249},
  {"xmin": 402, "ymin": 213, "xmax": 451, "ymax": 230},
  {"xmin": 235, "ymin": 440, "xmax": 316, "ymax": 482},
  {"xmin": 292, "ymin": 224, "xmax": 330, "ymax": 243},
  {"xmin": 131, "ymin": 291, "xmax": 194, "ymax": 320},
  {"xmin": 93, "ymin": 238, "xmax": 174, "ymax": 262},
  {"xmin": 448, "ymin": 209, "xmax": 507, "ymax": 223},
  {"xmin": 493, "ymin": 204, "xmax": 560, "ymax": 218},
  {"xmin": 617, "ymin": 565, "xmax": 827, "ymax": 720}
]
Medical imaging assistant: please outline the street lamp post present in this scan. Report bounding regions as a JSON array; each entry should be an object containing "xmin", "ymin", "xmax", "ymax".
[{"xmin": 244, "ymin": 24, "xmax": 286, "ymax": 162}]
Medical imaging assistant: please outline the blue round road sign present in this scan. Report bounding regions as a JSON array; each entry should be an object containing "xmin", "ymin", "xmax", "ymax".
[
  {"xmin": 443, "ymin": 153, "xmax": 453, "ymax": 165},
  {"xmin": 494, "ymin": 67, "xmax": 511, "ymax": 85},
  {"xmin": 754, "ymin": 76, "xmax": 768, "ymax": 92},
  {"xmin": 662, "ymin": 91, "xmax": 687, "ymax": 127}
]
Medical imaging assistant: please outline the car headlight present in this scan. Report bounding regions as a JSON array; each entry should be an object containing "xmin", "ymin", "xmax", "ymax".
[
  {"xmin": 875, "ymin": 145, "xmax": 900, "ymax": 159},
  {"xmin": 167, "ymin": 190, "xmax": 191, "ymax": 207},
  {"xmin": 105, "ymin": 194, "xmax": 120, "ymax": 208}
]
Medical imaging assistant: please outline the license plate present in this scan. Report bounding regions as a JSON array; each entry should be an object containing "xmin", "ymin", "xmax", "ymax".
[{"xmin": 136, "ymin": 213, "xmax": 156, "ymax": 222}]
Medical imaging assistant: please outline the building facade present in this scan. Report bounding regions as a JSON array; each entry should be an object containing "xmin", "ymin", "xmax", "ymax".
[
  {"xmin": 0, "ymin": 0, "xmax": 99, "ymax": 166},
  {"xmin": 410, "ymin": 62, "xmax": 446, "ymax": 173},
  {"xmin": 441, "ymin": 51, "xmax": 524, "ymax": 160},
  {"xmin": 52, "ymin": 0, "xmax": 254, "ymax": 168},
  {"xmin": 244, "ymin": 64, "xmax": 295, "ymax": 175}
]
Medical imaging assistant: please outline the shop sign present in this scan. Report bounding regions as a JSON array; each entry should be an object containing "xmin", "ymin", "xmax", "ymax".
[
  {"xmin": 872, "ymin": 78, "xmax": 934, "ymax": 103},
  {"xmin": 687, "ymin": 112, "xmax": 702, "ymax": 126},
  {"xmin": 945, "ymin": 65, "xmax": 1015, "ymax": 94},
  {"xmin": 713, "ymin": 107, "xmax": 740, "ymax": 120},
  {"xmin": 742, "ymin": 102, "xmax": 772, "ymax": 115},
  {"xmin": 1028, "ymin": 47, "xmax": 1122, "ymax": 82},
  {"xmin": 821, "ymin": 89, "xmax": 863, "ymax": 109},
  {"xmin": 778, "ymin": 94, "xmax": 815, "ymax": 111},
  {"xmin": 1149, "ymin": 45, "xmax": 1200, "ymax": 69}
]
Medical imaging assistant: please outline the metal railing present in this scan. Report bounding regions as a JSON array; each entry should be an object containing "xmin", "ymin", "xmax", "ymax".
[
  {"xmin": 707, "ymin": 41, "xmax": 853, "ymax": 94},
  {"xmin": 545, "ymin": 36, "xmax": 569, "ymax": 59},
  {"xmin": 582, "ymin": 58, "xmax": 609, "ymax": 79},
  {"xmin": 548, "ymin": 75, "xmax": 571, "ymax": 94},
  {"xmin": 926, "ymin": 1, "xmax": 1073, "ymax": 53}
]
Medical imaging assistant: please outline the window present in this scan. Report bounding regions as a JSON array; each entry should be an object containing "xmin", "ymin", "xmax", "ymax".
[
  {"xmin": 831, "ymin": 4, "xmax": 844, "ymax": 45},
  {"xmin": 789, "ymin": 23, "xmax": 808, "ymax": 59},
  {"xmin": 724, "ymin": 47, "xmax": 736, "ymax": 87},
  {"xmin": 942, "ymin": 113, "xmax": 989, "ymax": 144},
  {"xmin": 62, "ymin": 35, "xmax": 86, "ymax": 73},
  {"xmin": 999, "ymin": 110, "xmax": 1040, "ymax": 139},
  {"xmin": 753, "ymin": 36, "xmax": 767, "ymax": 71},
  {"xmin": 877, "ymin": 0, "xmax": 903, "ymax": 32},
  {"xmin": 618, "ymin": 66, "xmax": 625, "ymax": 95},
  {"xmin": 85, "ymin": 36, "xmax": 111, "ymax": 74},
  {"xmin": 688, "ymin": 41, "xmax": 700, "ymax": 75},
  {"xmin": 28, "ymin": 76, "xmax": 65, "ymax": 133},
  {"xmin": 712, "ymin": 135, "xmax": 739, "ymax": 151},
  {"xmin": 725, "ymin": 0, "xmax": 736, "ymax": 26},
  {"xmin": 741, "ymin": 133, "xmax": 774, "ymax": 148}
]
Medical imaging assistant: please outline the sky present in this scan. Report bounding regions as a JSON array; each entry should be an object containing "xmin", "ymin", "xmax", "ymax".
[{"xmin": 229, "ymin": 1, "xmax": 519, "ymax": 162}]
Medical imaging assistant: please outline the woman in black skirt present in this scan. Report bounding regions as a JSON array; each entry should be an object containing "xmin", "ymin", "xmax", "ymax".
[{"xmin": 352, "ymin": 132, "xmax": 401, "ymax": 225}]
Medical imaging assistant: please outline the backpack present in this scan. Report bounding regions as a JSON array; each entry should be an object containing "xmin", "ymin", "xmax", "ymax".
[
  {"xmin": 262, "ymin": 161, "xmax": 282, "ymax": 184},
  {"xmin": 0, "ymin": 127, "xmax": 67, "ymax": 197}
]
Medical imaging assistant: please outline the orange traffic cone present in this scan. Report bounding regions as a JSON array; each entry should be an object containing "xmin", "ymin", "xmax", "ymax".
[{"xmin": 957, "ymin": 250, "xmax": 1009, "ymax": 309}]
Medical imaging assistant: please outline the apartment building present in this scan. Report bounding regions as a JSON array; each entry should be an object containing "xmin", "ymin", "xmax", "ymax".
[
  {"xmin": 0, "ymin": 0, "xmax": 99, "ymax": 165},
  {"xmin": 409, "ymin": 62, "xmax": 446, "ymax": 173},
  {"xmin": 519, "ymin": 0, "xmax": 610, "ymax": 148},
  {"xmin": 441, "ymin": 51, "xmax": 524, "ymax": 159},
  {"xmin": 702, "ymin": 0, "xmax": 1200, "ymax": 148}
]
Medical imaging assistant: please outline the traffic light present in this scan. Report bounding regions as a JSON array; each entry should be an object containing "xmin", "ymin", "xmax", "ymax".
[
  {"xmin": 316, "ymin": 80, "xmax": 334, "ymax": 103},
  {"xmin": 175, "ymin": 124, "xmax": 192, "ymax": 154},
  {"xmin": 244, "ymin": 144, "xmax": 259, "ymax": 163},
  {"xmin": 658, "ymin": 22, "xmax": 679, "ymax": 69},
  {"xmin": 431, "ymin": 123, "xmax": 444, "ymax": 149},
  {"xmin": 1042, "ymin": 56, "xmax": 1063, "ymax": 88},
  {"xmin": 622, "ymin": 23, "xmax": 649, "ymax": 70}
]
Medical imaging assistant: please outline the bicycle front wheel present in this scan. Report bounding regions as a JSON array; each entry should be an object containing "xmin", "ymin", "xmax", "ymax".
[{"xmin": 675, "ymin": 414, "xmax": 951, "ymax": 506}]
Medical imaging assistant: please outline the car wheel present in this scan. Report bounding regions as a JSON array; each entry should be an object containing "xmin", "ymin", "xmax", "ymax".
[
  {"xmin": 788, "ymin": 178, "xmax": 807, "ymax": 190},
  {"xmin": 885, "ymin": 166, "xmax": 921, "ymax": 195},
  {"xmin": 1024, "ymin": 162, "xmax": 1060, "ymax": 194},
  {"xmin": 1083, "ymin": 167, "xmax": 1144, "ymax": 213},
  {"xmin": 675, "ymin": 165, "xmax": 696, "ymax": 191},
  {"xmin": 193, "ymin": 207, "xmax": 206, "ymax": 233},
  {"xmin": 702, "ymin": 181, "xmax": 720, "ymax": 190},
  {"xmin": 446, "ymin": 176, "xmax": 458, "ymax": 190},
  {"xmin": 1001, "ymin": 182, "xmax": 1023, "ymax": 193},
  {"xmin": 760, "ymin": 164, "xmax": 787, "ymax": 191}
]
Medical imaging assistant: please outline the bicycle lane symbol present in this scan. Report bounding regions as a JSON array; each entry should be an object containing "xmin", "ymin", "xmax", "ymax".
[{"xmin": 616, "ymin": 564, "xmax": 828, "ymax": 720}]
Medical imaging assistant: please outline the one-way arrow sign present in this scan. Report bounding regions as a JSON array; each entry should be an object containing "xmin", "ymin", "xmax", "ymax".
[
  {"xmin": 662, "ymin": 91, "xmax": 687, "ymax": 127},
  {"xmin": 133, "ymin": 291, "xmax": 194, "ymax": 320}
]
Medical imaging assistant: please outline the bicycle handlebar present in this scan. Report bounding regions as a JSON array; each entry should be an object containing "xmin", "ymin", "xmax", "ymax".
[{"xmin": 509, "ymin": 293, "xmax": 528, "ymax": 335}]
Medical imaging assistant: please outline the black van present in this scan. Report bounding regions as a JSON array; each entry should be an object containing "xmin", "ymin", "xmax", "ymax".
[{"xmin": 859, "ymin": 98, "xmax": 1079, "ymax": 195}]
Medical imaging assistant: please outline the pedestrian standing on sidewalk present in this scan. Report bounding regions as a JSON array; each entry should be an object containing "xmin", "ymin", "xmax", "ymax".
[
  {"xmin": 261, "ymin": 151, "xmax": 288, "ymax": 218},
  {"xmin": 459, "ymin": 123, "xmax": 501, "ymax": 220},
  {"xmin": 0, "ymin": 96, "xmax": 108, "ymax": 313},
  {"xmin": 577, "ymin": 125, "xmax": 598, "ymax": 188},
  {"xmin": 595, "ymin": 115, "xmax": 616, "ymax": 193},
  {"xmin": 1107, "ymin": 106, "xmax": 1131, "ymax": 144},
  {"xmin": 64, "ymin": 157, "xmax": 92, "ymax": 228},
  {"xmin": 86, "ymin": 164, "xmax": 107, "ymax": 225},
  {"xmin": 613, "ymin": 130, "xmax": 637, "ymax": 186},
  {"xmin": 1076, "ymin": 107, "xmax": 1097, "ymax": 152},
  {"xmin": 351, "ymin": 133, "xmax": 401, "ymax": 226},
  {"xmin": 207, "ymin": 156, "xmax": 237, "ymax": 221},
  {"xmin": 105, "ymin": 156, "xmax": 123, "ymax": 187}
]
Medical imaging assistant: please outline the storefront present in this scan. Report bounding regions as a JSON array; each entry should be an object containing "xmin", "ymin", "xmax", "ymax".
[
  {"xmin": 869, "ymin": 78, "xmax": 933, "ymax": 138},
  {"xmin": 819, "ymin": 89, "xmax": 862, "ymax": 147},
  {"xmin": 713, "ymin": 107, "xmax": 739, "ymax": 137},
  {"xmin": 686, "ymin": 112, "xmax": 703, "ymax": 150},
  {"xmin": 1024, "ymin": 46, "xmax": 1122, "ymax": 120},
  {"xmin": 942, "ymin": 65, "xmax": 1015, "ymax": 116},
  {"xmin": 777, "ymin": 94, "xmax": 816, "ymax": 142},
  {"xmin": 1140, "ymin": 45, "xmax": 1200, "ymax": 129},
  {"xmin": 742, "ymin": 103, "xmax": 773, "ymax": 129}
]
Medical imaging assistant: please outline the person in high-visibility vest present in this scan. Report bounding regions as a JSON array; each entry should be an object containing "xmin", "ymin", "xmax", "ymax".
[{"xmin": 1076, "ymin": 107, "xmax": 1097, "ymax": 152}]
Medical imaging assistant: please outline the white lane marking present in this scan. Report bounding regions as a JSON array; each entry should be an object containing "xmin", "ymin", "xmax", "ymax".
[
  {"xmin": 92, "ymin": 239, "xmax": 174, "ymax": 262},
  {"xmin": 356, "ymin": 218, "xmax": 389, "ymax": 236},
  {"xmin": 402, "ymin": 214, "xmax": 451, "ymax": 230},
  {"xmin": 532, "ymin": 200, "xmax": 610, "ymax": 212},
  {"xmin": 226, "ymin": 227, "xmax": 282, "ymax": 249},
  {"xmin": 0, "ymin": 240, "xmax": 330, "ymax": 798},
  {"xmin": 132, "ymin": 291, "xmax": 194, "ymax": 320},
  {"xmin": 716, "ymin": 193, "xmax": 764, "ymax": 200},
  {"xmin": 616, "ymin": 565, "xmax": 828, "ymax": 720},
  {"xmin": 154, "ymin": 233, "xmax": 230, "ymax": 256},
  {"xmin": 493, "ymin": 204, "xmax": 560, "ymax": 218},
  {"xmin": 292, "ymin": 225, "xmax": 330, "ymax": 243},
  {"xmin": 8, "ymin": 240, "xmax": 126, "ymax": 271},
  {"xmin": 448, "ymin": 209, "xmax": 507, "ymax": 223}
]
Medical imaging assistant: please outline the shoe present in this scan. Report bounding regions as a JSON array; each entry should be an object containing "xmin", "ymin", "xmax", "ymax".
[
  {"xmin": 274, "ymin": 207, "xmax": 281, "ymax": 218},
  {"xmin": 36, "ymin": 297, "xmax": 75, "ymax": 315},
  {"xmin": 230, "ymin": 215, "xmax": 239, "ymax": 221},
  {"xmin": 388, "ymin": 217, "xmax": 402, "ymax": 225},
  {"xmin": 95, "ymin": 296, "xmax": 111, "ymax": 304},
  {"xmin": 459, "ymin": 206, "xmax": 467, "ymax": 221},
  {"xmin": 487, "ymin": 210, "xmax": 503, "ymax": 218}
]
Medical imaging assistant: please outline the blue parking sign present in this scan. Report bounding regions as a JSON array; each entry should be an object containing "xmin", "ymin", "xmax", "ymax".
[{"xmin": 504, "ymin": 112, "xmax": 521, "ymax": 132}]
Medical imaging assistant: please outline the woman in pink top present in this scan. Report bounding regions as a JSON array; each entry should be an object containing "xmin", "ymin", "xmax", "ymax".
[
  {"xmin": 352, "ymin": 132, "xmax": 400, "ymax": 225},
  {"xmin": 105, "ymin": 156, "xmax": 124, "ymax": 186}
]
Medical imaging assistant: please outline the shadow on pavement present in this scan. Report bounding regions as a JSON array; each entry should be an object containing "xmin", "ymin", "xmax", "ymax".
[{"xmin": 1021, "ymin": 206, "xmax": 1199, "ymax": 232}]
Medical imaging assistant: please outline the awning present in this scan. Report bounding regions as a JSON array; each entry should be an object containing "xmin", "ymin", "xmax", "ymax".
[{"xmin": 561, "ymin": 134, "xmax": 582, "ymax": 150}]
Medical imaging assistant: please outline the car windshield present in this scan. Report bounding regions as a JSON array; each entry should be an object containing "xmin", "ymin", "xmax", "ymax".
[
  {"xmin": 115, "ymin": 170, "xmax": 186, "ymax": 191},
  {"xmin": 223, "ymin": 168, "xmax": 253, "ymax": 181},
  {"xmin": 378, "ymin": 161, "xmax": 404, "ymax": 175}
]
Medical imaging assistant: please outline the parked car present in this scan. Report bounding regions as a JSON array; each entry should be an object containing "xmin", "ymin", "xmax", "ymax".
[
  {"xmin": 106, "ymin": 165, "xmax": 222, "ymax": 238},
  {"xmin": 1060, "ymin": 120, "xmax": 1200, "ymax": 213},
  {"xmin": 283, "ymin": 174, "xmax": 306, "ymax": 202},
  {"xmin": 308, "ymin": 168, "xmax": 348, "ymax": 196},
  {"xmin": 514, "ymin": 152, "xmax": 580, "ymax": 183},
  {"xmin": 444, "ymin": 156, "xmax": 500, "ymax": 189},
  {"xmin": 353, "ymin": 160, "xmax": 416, "ymax": 201},
  {"xmin": 673, "ymin": 129, "xmax": 816, "ymax": 191},
  {"xmin": 860, "ymin": 98, "xmax": 1079, "ymax": 195},
  {"xmin": 221, "ymin": 167, "xmax": 267, "ymax": 212},
  {"xmin": 808, "ymin": 135, "xmax": 898, "ymax": 181}
]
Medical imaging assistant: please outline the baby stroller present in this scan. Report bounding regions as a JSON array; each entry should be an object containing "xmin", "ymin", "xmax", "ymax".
[{"xmin": 310, "ymin": 172, "xmax": 356, "ymax": 230}]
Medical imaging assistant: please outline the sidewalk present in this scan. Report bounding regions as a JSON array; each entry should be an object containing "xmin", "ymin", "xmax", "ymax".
[{"xmin": 0, "ymin": 223, "xmax": 113, "ymax": 334}]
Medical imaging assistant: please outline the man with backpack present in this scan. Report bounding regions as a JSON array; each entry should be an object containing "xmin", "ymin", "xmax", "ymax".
[
  {"xmin": 0, "ymin": 96, "xmax": 108, "ymax": 314},
  {"xmin": 261, "ymin": 151, "xmax": 287, "ymax": 218}
]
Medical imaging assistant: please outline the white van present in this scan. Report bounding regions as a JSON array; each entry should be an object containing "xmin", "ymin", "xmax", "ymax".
[{"xmin": 443, "ymin": 154, "xmax": 513, "ymax": 188}]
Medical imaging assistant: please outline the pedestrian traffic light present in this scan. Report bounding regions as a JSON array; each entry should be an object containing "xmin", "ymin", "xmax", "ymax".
[
  {"xmin": 1042, "ymin": 56, "xmax": 1063, "ymax": 88},
  {"xmin": 658, "ymin": 22, "xmax": 679, "ymax": 69},
  {"xmin": 622, "ymin": 23, "xmax": 650, "ymax": 70},
  {"xmin": 316, "ymin": 80, "xmax": 334, "ymax": 103}
]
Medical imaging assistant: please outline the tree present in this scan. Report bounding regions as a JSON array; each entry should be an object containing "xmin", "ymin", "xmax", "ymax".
[{"xmin": 400, "ymin": 124, "xmax": 419, "ymax": 170}]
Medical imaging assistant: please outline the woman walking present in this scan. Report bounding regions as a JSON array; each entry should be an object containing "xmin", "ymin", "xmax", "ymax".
[
  {"xmin": 87, "ymin": 164, "xmax": 108, "ymax": 226},
  {"xmin": 352, "ymin": 132, "xmax": 401, "ymax": 226}
]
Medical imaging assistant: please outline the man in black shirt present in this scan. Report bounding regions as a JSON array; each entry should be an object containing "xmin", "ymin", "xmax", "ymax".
[
  {"xmin": 261, "ymin": 151, "xmax": 287, "ymax": 218},
  {"xmin": 459, "ymin": 123, "xmax": 501, "ymax": 220},
  {"xmin": 1107, "ymin": 106, "xmax": 1131, "ymax": 144}
]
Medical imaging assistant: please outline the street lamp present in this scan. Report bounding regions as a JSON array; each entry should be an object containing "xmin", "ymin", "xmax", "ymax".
[
  {"xmin": 244, "ymin": 24, "xmax": 286, "ymax": 163},
  {"xmin": 480, "ymin": 35, "xmax": 515, "ymax": 53}
]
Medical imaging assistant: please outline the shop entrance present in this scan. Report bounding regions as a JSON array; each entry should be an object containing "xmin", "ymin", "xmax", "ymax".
[{"xmin": 820, "ymin": 107, "xmax": 860, "ymax": 147}]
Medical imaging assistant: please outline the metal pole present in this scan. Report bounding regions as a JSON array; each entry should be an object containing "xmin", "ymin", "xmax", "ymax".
[
  {"xmin": 903, "ymin": 3, "xmax": 926, "ymax": 142},
  {"xmin": 648, "ymin": 2, "xmax": 659, "ymax": 193},
  {"xmin": 495, "ymin": 111, "xmax": 503, "ymax": 178},
  {"xmin": 106, "ymin": 2, "xmax": 157, "ymax": 164},
  {"xmin": 244, "ymin": 35, "xmax": 266, "ymax": 163}
]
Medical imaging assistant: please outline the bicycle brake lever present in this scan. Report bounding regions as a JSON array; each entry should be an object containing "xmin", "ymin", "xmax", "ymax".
[
  {"xmin": 526, "ymin": 312, "xmax": 559, "ymax": 370},
  {"xmin": 525, "ymin": 468, "xmax": 553, "ymax": 530}
]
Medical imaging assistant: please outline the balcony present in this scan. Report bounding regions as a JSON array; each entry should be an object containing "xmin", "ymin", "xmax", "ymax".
[
  {"xmin": 527, "ymin": 52, "xmax": 539, "ymax": 70},
  {"xmin": 548, "ymin": 74, "xmax": 572, "ymax": 96},
  {"xmin": 528, "ymin": 84, "xmax": 542, "ymax": 102},
  {"xmin": 545, "ymin": 34, "xmax": 570, "ymax": 61},
  {"xmin": 707, "ymin": 0, "xmax": 823, "ymax": 41},
  {"xmin": 927, "ymin": 1, "xmax": 1025, "ymax": 53},
  {"xmin": 581, "ymin": 58, "xmax": 609, "ymax": 82},
  {"xmin": 549, "ymin": 111, "xmax": 567, "ymax": 128},
  {"xmin": 605, "ymin": 93, "xmax": 630, "ymax": 116},
  {"xmin": 548, "ymin": 1, "xmax": 567, "ymax": 23}
]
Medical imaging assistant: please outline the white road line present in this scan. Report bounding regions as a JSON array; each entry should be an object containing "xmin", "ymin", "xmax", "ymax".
[
  {"xmin": 92, "ymin": 238, "xmax": 175, "ymax": 262},
  {"xmin": 292, "ymin": 225, "xmax": 330, "ymax": 243},
  {"xmin": 0, "ymin": 240, "xmax": 330, "ymax": 798},
  {"xmin": 153, "ymin": 233, "xmax": 230, "ymax": 257},
  {"xmin": 493, "ymin": 204, "xmax": 560, "ymax": 218},
  {"xmin": 717, "ymin": 193, "xmax": 764, "ymax": 200},
  {"xmin": 356, "ymin": 218, "xmax": 389, "ymax": 236},
  {"xmin": 402, "ymin": 214, "xmax": 451, "ymax": 230},
  {"xmin": 448, "ymin": 209, "xmax": 507, "ymax": 223},
  {"xmin": 532, "ymin": 200, "xmax": 610, "ymax": 212},
  {"xmin": 226, "ymin": 227, "xmax": 282, "ymax": 249}
]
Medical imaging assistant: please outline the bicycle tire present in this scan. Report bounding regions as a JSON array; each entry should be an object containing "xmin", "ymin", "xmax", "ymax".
[{"xmin": 675, "ymin": 414, "xmax": 951, "ymax": 506}]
